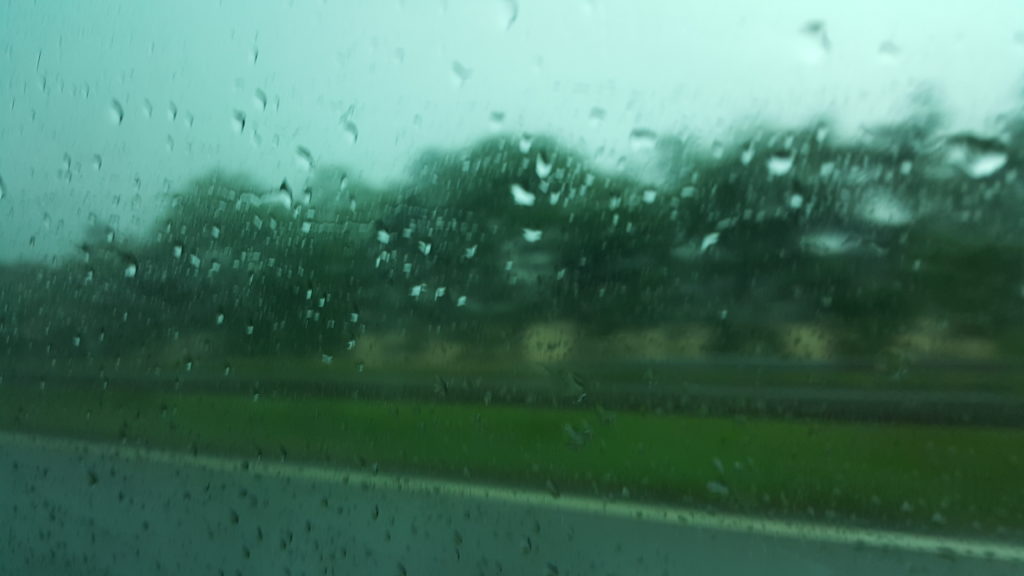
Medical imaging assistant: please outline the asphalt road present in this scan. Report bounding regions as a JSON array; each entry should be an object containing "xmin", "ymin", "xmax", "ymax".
[{"xmin": 1, "ymin": 432, "xmax": 1021, "ymax": 576}]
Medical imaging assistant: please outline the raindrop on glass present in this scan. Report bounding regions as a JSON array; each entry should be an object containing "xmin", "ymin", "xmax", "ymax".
[
  {"xmin": 451, "ymin": 61, "xmax": 472, "ymax": 87},
  {"xmin": 296, "ymin": 146, "xmax": 314, "ymax": 171},
  {"xmin": 342, "ymin": 121, "xmax": 359, "ymax": 144},
  {"xmin": 518, "ymin": 133, "xmax": 534, "ymax": 154},
  {"xmin": 942, "ymin": 134, "xmax": 1008, "ymax": 179},
  {"xmin": 109, "ymin": 99, "xmax": 124, "ymax": 125},
  {"xmin": 740, "ymin": 143, "xmax": 755, "ymax": 166},
  {"xmin": 535, "ymin": 153, "xmax": 553, "ymax": 179},
  {"xmin": 798, "ymin": 20, "xmax": 830, "ymax": 64},
  {"xmin": 489, "ymin": 111, "xmax": 506, "ymax": 130},
  {"xmin": 701, "ymin": 232, "xmax": 720, "ymax": 253},
  {"xmin": 629, "ymin": 128, "xmax": 657, "ymax": 151},
  {"xmin": 497, "ymin": 0, "xmax": 518, "ymax": 30},
  {"xmin": 879, "ymin": 41, "xmax": 901, "ymax": 63},
  {"xmin": 231, "ymin": 110, "xmax": 246, "ymax": 134},
  {"xmin": 510, "ymin": 183, "xmax": 536, "ymax": 206},
  {"xmin": 766, "ymin": 150, "xmax": 795, "ymax": 176}
]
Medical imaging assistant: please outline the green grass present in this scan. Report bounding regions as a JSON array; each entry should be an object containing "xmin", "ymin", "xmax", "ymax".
[{"xmin": 2, "ymin": 379, "xmax": 1022, "ymax": 542}]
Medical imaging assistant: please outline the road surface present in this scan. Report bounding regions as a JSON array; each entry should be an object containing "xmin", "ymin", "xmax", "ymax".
[{"xmin": 1, "ymin": 432, "xmax": 1022, "ymax": 576}]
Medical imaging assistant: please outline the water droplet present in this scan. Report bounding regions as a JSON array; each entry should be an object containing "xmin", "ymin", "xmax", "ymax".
[
  {"xmin": 497, "ymin": 0, "xmax": 518, "ymax": 30},
  {"xmin": 522, "ymin": 228, "xmax": 543, "ymax": 243},
  {"xmin": 589, "ymin": 107, "xmax": 606, "ymax": 125},
  {"xmin": 167, "ymin": 102, "xmax": 178, "ymax": 121},
  {"xmin": 216, "ymin": 311, "xmax": 225, "ymax": 326},
  {"xmin": 141, "ymin": 99, "xmax": 153, "ymax": 119},
  {"xmin": 799, "ymin": 231, "xmax": 861, "ymax": 256},
  {"xmin": 798, "ymin": 20, "xmax": 830, "ymax": 64},
  {"xmin": 246, "ymin": 323, "xmax": 255, "ymax": 336},
  {"xmin": 231, "ymin": 110, "xmax": 246, "ymax": 134},
  {"xmin": 109, "ymin": 99, "xmax": 124, "ymax": 125},
  {"xmin": 172, "ymin": 244, "xmax": 183, "ymax": 259},
  {"xmin": 0, "ymin": 176, "xmax": 5, "ymax": 200},
  {"xmin": 942, "ymin": 135, "xmax": 1008, "ymax": 179},
  {"xmin": 535, "ymin": 153, "xmax": 553, "ymax": 179},
  {"xmin": 418, "ymin": 240, "xmax": 432, "ymax": 255},
  {"xmin": 788, "ymin": 194, "xmax": 804, "ymax": 209},
  {"xmin": 451, "ymin": 61, "xmax": 472, "ymax": 87},
  {"xmin": 91, "ymin": 154, "xmax": 103, "ymax": 171},
  {"xmin": 342, "ymin": 121, "xmax": 359, "ymax": 144},
  {"xmin": 629, "ymin": 128, "xmax": 657, "ymax": 151},
  {"xmin": 488, "ymin": 110, "xmax": 506, "ymax": 130},
  {"xmin": 510, "ymin": 183, "xmax": 536, "ymax": 206},
  {"xmin": 254, "ymin": 89, "xmax": 267, "ymax": 111},
  {"xmin": 858, "ymin": 190, "xmax": 912, "ymax": 227},
  {"xmin": 740, "ymin": 143, "xmax": 755, "ymax": 166},
  {"xmin": 641, "ymin": 189, "xmax": 658, "ymax": 204},
  {"xmin": 700, "ymin": 232, "xmax": 719, "ymax": 253},
  {"xmin": 706, "ymin": 480, "xmax": 730, "ymax": 496},
  {"xmin": 815, "ymin": 125, "xmax": 829, "ymax": 144},
  {"xmin": 123, "ymin": 261, "xmax": 138, "ymax": 279},
  {"xmin": 211, "ymin": 225, "xmax": 221, "ymax": 239},
  {"xmin": 457, "ymin": 295, "xmax": 468, "ymax": 307},
  {"xmin": 262, "ymin": 179, "xmax": 294, "ymax": 211},
  {"xmin": 376, "ymin": 229, "xmax": 391, "ymax": 245},
  {"xmin": 518, "ymin": 133, "xmax": 534, "ymax": 154},
  {"xmin": 879, "ymin": 41, "xmax": 901, "ymax": 63},
  {"xmin": 766, "ymin": 150, "xmax": 795, "ymax": 176},
  {"xmin": 296, "ymin": 146, "xmax": 314, "ymax": 171}
]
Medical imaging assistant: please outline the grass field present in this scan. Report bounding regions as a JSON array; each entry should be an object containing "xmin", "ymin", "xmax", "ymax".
[{"xmin": 2, "ymin": 372, "xmax": 1023, "ymax": 543}]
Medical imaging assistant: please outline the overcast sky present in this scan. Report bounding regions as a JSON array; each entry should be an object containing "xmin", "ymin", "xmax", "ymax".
[{"xmin": 1, "ymin": 0, "xmax": 1022, "ymax": 262}]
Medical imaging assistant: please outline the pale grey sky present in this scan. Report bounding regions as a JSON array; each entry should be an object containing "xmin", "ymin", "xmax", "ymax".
[{"xmin": 1, "ymin": 0, "xmax": 1022, "ymax": 262}]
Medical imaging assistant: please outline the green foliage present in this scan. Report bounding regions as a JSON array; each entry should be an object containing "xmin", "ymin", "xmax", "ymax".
[{"xmin": 2, "ymin": 117, "xmax": 1023, "ymax": 368}]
